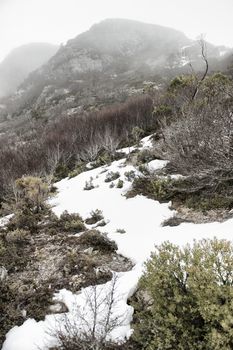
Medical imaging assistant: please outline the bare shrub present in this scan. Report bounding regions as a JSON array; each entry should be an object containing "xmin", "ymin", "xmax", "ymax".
[
  {"xmin": 158, "ymin": 74, "xmax": 233, "ymax": 174},
  {"xmin": 0, "ymin": 94, "xmax": 154, "ymax": 204},
  {"xmin": 51, "ymin": 274, "xmax": 127, "ymax": 350}
]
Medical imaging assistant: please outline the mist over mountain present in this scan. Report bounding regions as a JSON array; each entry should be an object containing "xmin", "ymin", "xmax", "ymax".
[
  {"xmin": 0, "ymin": 19, "xmax": 231, "ymax": 132},
  {"xmin": 0, "ymin": 43, "xmax": 58, "ymax": 97}
]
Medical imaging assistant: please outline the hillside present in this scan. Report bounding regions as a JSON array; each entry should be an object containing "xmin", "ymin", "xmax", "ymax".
[
  {"xmin": 2, "ymin": 134, "xmax": 233, "ymax": 350},
  {"xmin": 1, "ymin": 18, "xmax": 233, "ymax": 350},
  {"xmin": 0, "ymin": 43, "xmax": 58, "ymax": 97},
  {"xmin": 0, "ymin": 19, "xmax": 229, "ymax": 134}
]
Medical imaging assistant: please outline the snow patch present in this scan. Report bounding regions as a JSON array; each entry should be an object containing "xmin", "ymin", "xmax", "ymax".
[{"xmin": 3, "ymin": 139, "xmax": 233, "ymax": 350}]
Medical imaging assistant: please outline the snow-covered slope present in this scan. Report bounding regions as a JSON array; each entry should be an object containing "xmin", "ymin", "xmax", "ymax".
[{"xmin": 2, "ymin": 136, "xmax": 233, "ymax": 350}]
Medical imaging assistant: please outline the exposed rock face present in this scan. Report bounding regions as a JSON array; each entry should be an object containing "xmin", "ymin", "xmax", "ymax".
[
  {"xmin": 0, "ymin": 43, "xmax": 58, "ymax": 97},
  {"xmin": 0, "ymin": 19, "xmax": 230, "ymax": 133}
]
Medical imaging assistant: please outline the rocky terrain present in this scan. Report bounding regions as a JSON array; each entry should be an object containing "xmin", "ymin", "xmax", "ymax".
[
  {"xmin": 1, "ymin": 18, "xmax": 233, "ymax": 350},
  {"xmin": 0, "ymin": 19, "xmax": 231, "ymax": 135}
]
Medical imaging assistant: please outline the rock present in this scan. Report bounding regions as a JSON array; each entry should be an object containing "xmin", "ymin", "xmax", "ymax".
[
  {"xmin": 83, "ymin": 247, "xmax": 94, "ymax": 255},
  {"xmin": 69, "ymin": 274, "xmax": 85, "ymax": 289},
  {"xmin": 49, "ymin": 301, "xmax": 68, "ymax": 314},
  {"xmin": 21, "ymin": 309, "xmax": 27, "ymax": 318},
  {"xmin": 0, "ymin": 266, "xmax": 8, "ymax": 281},
  {"xmin": 95, "ymin": 266, "xmax": 112, "ymax": 280}
]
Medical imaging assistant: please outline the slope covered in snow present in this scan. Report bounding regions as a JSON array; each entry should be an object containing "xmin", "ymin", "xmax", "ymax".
[{"xmin": 2, "ymin": 136, "xmax": 233, "ymax": 350}]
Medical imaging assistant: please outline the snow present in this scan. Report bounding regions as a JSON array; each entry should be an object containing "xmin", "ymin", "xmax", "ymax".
[
  {"xmin": 3, "ymin": 139, "xmax": 233, "ymax": 350},
  {"xmin": 117, "ymin": 135, "xmax": 154, "ymax": 155},
  {"xmin": 147, "ymin": 159, "xmax": 168, "ymax": 172},
  {"xmin": 0, "ymin": 214, "xmax": 13, "ymax": 228}
]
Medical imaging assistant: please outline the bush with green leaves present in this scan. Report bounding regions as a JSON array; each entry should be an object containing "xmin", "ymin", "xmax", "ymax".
[
  {"xmin": 127, "ymin": 176, "xmax": 175, "ymax": 202},
  {"xmin": 7, "ymin": 176, "xmax": 50, "ymax": 232},
  {"xmin": 131, "ymin": 126, "xmax": 144, "ymax": 146},
  {"xmin": 79, "ymin": 230, "xmax": 117, "ymax": 252},
  {"xmin": 133, "ymin": 238, "xmax": 233, "ymax": 350},
  {"xmin": 85, "ymin": 209, "xmax": 104, "ymax": 225},
  {"xmin": 50, "ymin": 210, "xmax": 86, "ymax": 233},
  {"xmin": 124, "ymin": 170, "xmax": 136, "ymax": 182},
  {"xmin": 84, "ymin": 177, "xmax": 95, "ymax": 191},
  {"xmin": 104, "ymin": 171, "xmax": 120, "ymax": 183},
  {"xmin": 116, "ymin": 179, "xmax": 124, "ymax": 188}
]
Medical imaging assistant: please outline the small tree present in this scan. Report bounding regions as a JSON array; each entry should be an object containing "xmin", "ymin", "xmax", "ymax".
[
  {"xmin": 133, "ymin": 238, "xmax": 233, "ymax": 350},
  {"xmin": 7, "ymin": 176, "xmax": 50, "ymax": 232}
]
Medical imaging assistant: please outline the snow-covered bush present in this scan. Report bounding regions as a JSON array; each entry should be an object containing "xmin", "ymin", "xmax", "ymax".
[{"xmin": 104, "ymin": 171, "xmax": 120, "ymax": 183}]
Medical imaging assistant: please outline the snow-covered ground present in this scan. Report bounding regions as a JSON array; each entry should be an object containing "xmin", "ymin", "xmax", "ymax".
[{"xmin": 2, "ymin": 137, "xmax": 233, "ymax": 350}]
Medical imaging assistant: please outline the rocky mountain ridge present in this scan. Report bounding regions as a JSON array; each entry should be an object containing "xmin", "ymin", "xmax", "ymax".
[{"xmin": 0, "ymin": 19, "xmax": 231, "ymax": 134}]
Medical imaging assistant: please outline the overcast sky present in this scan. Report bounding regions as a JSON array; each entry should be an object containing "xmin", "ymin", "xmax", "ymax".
[{"xmin": 0, "ymin": 0, "xmax": 232, "ymax": 63}]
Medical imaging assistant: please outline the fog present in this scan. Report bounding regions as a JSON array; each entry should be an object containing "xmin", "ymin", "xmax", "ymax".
[{"xmin": 0, "ymin": 0, "xmax": 233, "ymax": 62}]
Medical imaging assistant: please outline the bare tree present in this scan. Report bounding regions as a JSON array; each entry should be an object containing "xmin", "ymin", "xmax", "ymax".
[
  {"xmin": 191, "ymin": 36, "xmax": 209, "ymax": 100},
  {"xmin": 52, "ymin": 274, "xmax": 127, "ymax": 350}
]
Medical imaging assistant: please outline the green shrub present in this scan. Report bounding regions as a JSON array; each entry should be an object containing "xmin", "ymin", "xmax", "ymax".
[
  {"xmin": 84, "ymin": 177, "xmax": 95, "ymax": 190},
  {"xmin": 131, "ymin": 126, "xmax": 144, "ymax": 146},
  {"xmin": 138, "ymin": 164, "xmax": 150, "ymax": 176},
  {"xmin": 116, "ymin": 228, "xmax": 126, "ymax": 234},
  {"xmin": 133, "ymin": 238, "xmax": 233, "ymax": 350},
  {"xmin": 79, "ymin": 230, "xmax": 117, "ymax": 252},
  {"xmin": 128, "ymin": 174, "xmax": 233, "ymax": 211},
  {"xmin": 124, "ymin": 170, "xmax": 136, "ymax": 182},
  {"xmin": 185, "ymin": 195, "xmax": 233, "ymax": 211},
  {"xmin": 52, "ymin": 211, "xmax": 86, "ymax": 233},
  {"xmin": 68, "ymin": 163, "xmax": 86, "ymax": 178},
  {"xmin": 116, "ymin": 179, "xmax": 124, "ymax": 188},
  {"xmin": 136, "ymin": 149, "xmax": 155, "ymax": 165},
  {"xmin": 85, "ymin": 210, "xmax": 104, "ymax": 225},
  {"xmin": 7, "ymin": 176, "xmax": 50, "ymax": 232},
  {"xmin": 104, "ymin": 171, "xmax": 120, "ymax": 183},
  {"xmin": 53, "ymin": 163, "xmax": 70, "ymax": 182},
  {"xmin": 127, "ymin": 176, "xmax": 175, "ymax": 201},
  {"xmin": 5, "ymin": 229, "xmax": 30, "ymax": 243},
  {"xmin": 15, "ymin": 176, "xmax": 49, "ymax": 212}
]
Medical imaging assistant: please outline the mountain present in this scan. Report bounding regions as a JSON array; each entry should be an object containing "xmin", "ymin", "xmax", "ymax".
[
  {"xmin": 0, "ymin": 19, "xmax": 230, "ymax": 132},
  {"xmin": 0, "ymin": 43, "xmax": 58, "ymax": 97}
]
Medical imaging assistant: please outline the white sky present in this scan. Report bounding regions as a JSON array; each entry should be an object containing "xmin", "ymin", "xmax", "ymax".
[{"xmin": 0, "ymin": 0, "xmax": 233, "ymax": 63}]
